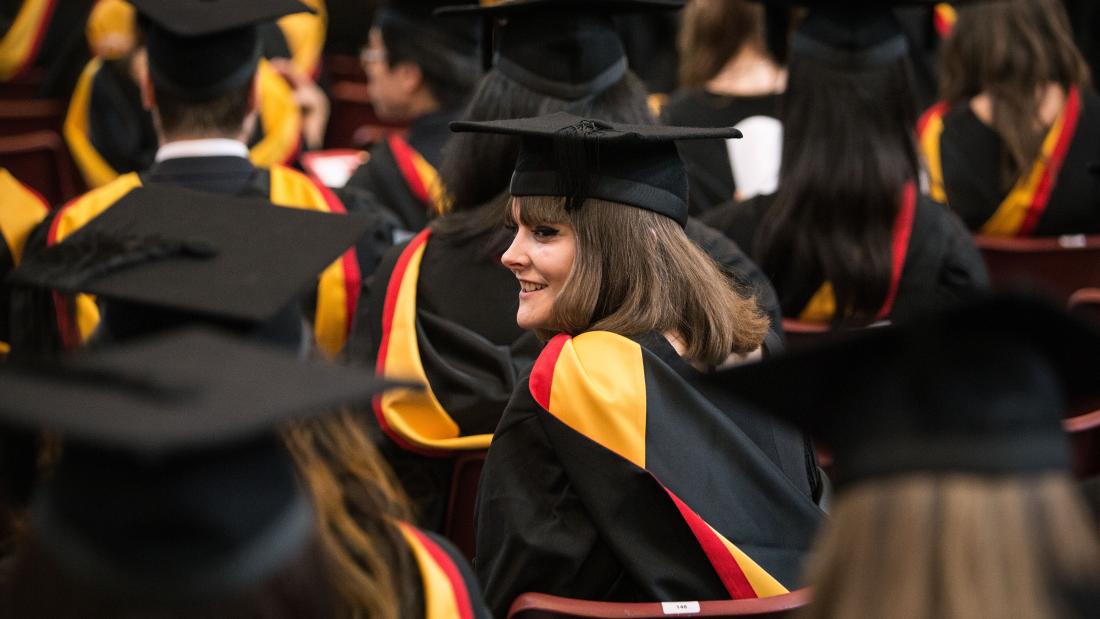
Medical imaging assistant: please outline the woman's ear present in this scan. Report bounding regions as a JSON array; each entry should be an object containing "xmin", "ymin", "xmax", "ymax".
[{"xmin": 134, "ymin": 47, "xmax": 155, "ymax": 110}]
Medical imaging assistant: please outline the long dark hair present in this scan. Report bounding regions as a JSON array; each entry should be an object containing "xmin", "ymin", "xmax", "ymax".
[
  {"xmin": 940, "ymin": 0, "xmax": 1090, "ymax": 191},
  {"xmin": 434, "ymin": 68, "xmax": 652, "ymax": 253},
  {"xmin": 754, "ymin": 54, "xmax": 919, "ymax": 325}
]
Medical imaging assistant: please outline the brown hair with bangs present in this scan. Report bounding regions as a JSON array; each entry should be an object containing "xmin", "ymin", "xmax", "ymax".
[{"xmin": 512, "ymin": 195, "xmax": 769, "ymax": 366}]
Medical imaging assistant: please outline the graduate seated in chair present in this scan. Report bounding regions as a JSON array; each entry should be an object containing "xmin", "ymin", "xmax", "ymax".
[
  {"xmin": 64, "ymin": 0, "xmax": 315, "ymax": 190},
  {"xmin": 702, "ymin": 1, "xmax": 990, "ymax": 326},
  {"xmin": 721, "ymin": 294, "xmax": 1100, "ymax": 619},
  {"xmin": 343, "ymin": 0, "xmax": 481, "ymax": 234},
  {"xmin": 919, "ymin": 0, "xmax": 1100, "ymax": 237},
  {"xmin": 0, "ymin": 329, "xmax": 491, "ymax": 618},
  {"xmin": 457, "ymin": 112, "xmax": 825, "ymax": 617},
  {"xmin": 26, "ymin": 0, "xmax": 393, "ymax": 358}
]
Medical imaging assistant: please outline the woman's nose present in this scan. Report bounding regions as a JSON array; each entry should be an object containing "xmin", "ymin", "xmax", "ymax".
[{"xmin": 501, "ymin": 231, "xmax": 528, "ymax": 271}]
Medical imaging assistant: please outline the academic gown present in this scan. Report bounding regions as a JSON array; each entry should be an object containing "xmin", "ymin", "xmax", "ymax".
[
  {"xmin": 701, "ymin": 190, "xmax": 989, "ymax": 323},
  {"xmin": 347, "ymin": 207, "xmax": 784, "ymax": 531},
  {"xmin": 65, "ymin": 58, "xmax": 303, "ymax": 189},
  {"xmin": 475, "ymin": 331, "xmax": 824, "ymax": 617},
  {"xmin": 401, "ymin": 525, "xmax": 492, "ymax": 619},
  {"xmin": 661, "ymin": 91, "xmax": 783, "ymax": 215},
  {"xmin": 918, "ymin": 87, "xmax": 1100, "ymax": 237},
  {"xmin": 18, "ymin": 154, "xmax": 393, "ymax": 356},
  {"xmin": 0, "ymin": 0, "xmax": 94, "ymax": 98},
  {"xmin": 0, "ymin": 168, "xmax": 47, "ymax": 355},
  {"xmin": 344, "ymin": 110, "xmax": 460, "ymax": 233}
]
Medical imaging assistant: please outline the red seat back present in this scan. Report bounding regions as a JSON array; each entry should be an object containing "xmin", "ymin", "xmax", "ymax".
[
  {"xmin": 1065, "ymin": 409, "xmax": 1100, "ymax": 479},
  {"xmin": 507, "ymin": 589, "xmax": 811, "ymax": 619},
  {"xmin": 780, "ymin": 319, "xmax": 830, "ymax": 352},
  {"xmin": 0, "ymin": 131, "xmax": 79, "ymax": 205},
  {"xmin": 1069, "ymin": 288, "xmax": 1100, "ymax": 327},
  {"xmin": 976, "ymin": 234, "xmax": 1100, "ymax": 303},
  {"xmin": 443, "ymin": 449, "xmax": 487, "ymax": 561},
  {"xmin": 323, "ymin": 54, "xmax": 367, "ymax": 84},
  {"xmin": 0, "ymin": 68, "xmax": 46, "ymax": 100},
  {"xmin": 0, "ymin": 99, "xmax": 66, "ymax": 137}
]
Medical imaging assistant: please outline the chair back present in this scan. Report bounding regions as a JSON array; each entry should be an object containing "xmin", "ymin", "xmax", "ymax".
[
  {"xmin": 0, "ymin": 99, "xmax": 65, "ymax": 136},
  {"xmin": 443, "ymin": 449, "xmax": 488, "ymax": 561},
  {"xmin": 0, "ymin": 131, "xmax": 79, "ymax": 204},
  {"xmin": 1069, "ymin": 288, "xmax": 1100, "ymax": 327},
  {"xmin": 0, "ymin": 67, "xmax": 45, "ymax": 100},
  {"xmin": 780, "ymin": 319, "xmax": 830, "ymax": 353},
  {"xmin": 976, "ymin": 234, "xmax": 1100, "ymax": 303},
  {"xmin": 507, "ymin": 589, "xmax": 811, "ymax": 619},
  {"xmin": 1065, "ymin": 409, "xmax": 1100, "ymax": 479}
]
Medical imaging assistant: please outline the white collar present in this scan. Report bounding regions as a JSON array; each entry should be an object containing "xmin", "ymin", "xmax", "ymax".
[{"xmin": 155, "ymin": 138, "xmax": 249, "ymax": 162}]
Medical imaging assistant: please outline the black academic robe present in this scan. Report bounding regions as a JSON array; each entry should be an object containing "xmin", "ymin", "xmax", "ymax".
[
  {"xmin": 348, "ymin": 210, "xmax": 784, "ymax": 531},
  {"xmin": 919, "ymin": 87, "xmax": 1100, "ymax": 237},
  {"xmin": 0, "ymin": 0, "xmax": 94, "ymax": 98},
  {"xmin": 17, "ymin": 156, "xmax": 392, "ymax": 354},
  {"xmin": 661, "ymin": 91, "xmax": 782, "ymax": 215},
  {"xmin": 0, "ymin": 169, "xmax": 47, "ymax": 354},
  {"xmin": 344, "ymin": 110, "xmax": 459, "ymax": 233},
  {"xmin": 475, "ymin": 331, "xmax": 824, "ymax": 617},
  {"xmin": 403, "ymin": 525, "xmax": 492, "ymax": 619},
  {"xmin": 701, "ymin": 191, "xmax": 989, "ymax": 323},
  {"xmin": 348, "ymin": 222, "xmax": 540, "ymax": 531},
  {"xmin": 87, "ymin": 62, "xmax": 158, "ymax": 177}
]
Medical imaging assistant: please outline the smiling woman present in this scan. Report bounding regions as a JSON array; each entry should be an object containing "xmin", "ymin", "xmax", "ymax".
[{"xmin": 455, "ymin": 112, "xmax": 825, "ymax": 616}]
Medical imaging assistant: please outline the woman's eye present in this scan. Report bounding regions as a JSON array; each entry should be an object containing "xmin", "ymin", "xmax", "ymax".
[{"xmin": 533, "ymin": 226, "xmax": 559, "ymax": 239}]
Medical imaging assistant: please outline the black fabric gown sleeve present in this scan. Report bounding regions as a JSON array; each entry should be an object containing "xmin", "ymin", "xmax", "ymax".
[
  {"xmin": 475, "ymin": 377, "xmax": 626, "ymax": 618},
  {"xmin": 888, "ymin": 201, "xmax": 990, "ymax": 324},
  {"xmin": 87, "ymin": 63, "xmax": 158, "ymax": 177},
  {"xmin": 684, "ymin": 216, "xmax": 782, "ymax": 332},
  {"xmin": 344, "ymin": 141, "xmax": 431, "ymax": 233},
  {"xmin": 6, "ymin": 215, "xmax": 65, "ymax": 355},
  {"xmin": 422, "ymin": 530, "xmax": 494, "ymax": 619}
]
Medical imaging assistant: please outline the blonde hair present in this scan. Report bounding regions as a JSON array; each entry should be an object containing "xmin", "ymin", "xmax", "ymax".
[
  {"xmin": 284, "ymin": 410, "xmax": 419, "ymax": 619},
  {"xmin": 801, "ymin": 473, "xmax": 1100, "ymax": 619},
  {"xmin": 513, "ymin": 195, "xmax": 769, "ymax": 366}
]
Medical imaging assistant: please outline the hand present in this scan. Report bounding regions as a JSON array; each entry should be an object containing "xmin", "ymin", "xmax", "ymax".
[{"xmin": 269, "ymin": 58, "xmax": 330, "ymax": 151}]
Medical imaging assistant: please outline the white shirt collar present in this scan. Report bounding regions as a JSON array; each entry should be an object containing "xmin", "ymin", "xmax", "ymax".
[{"xmin": 155, "ymin": 138, "xmax": 249, "ymax": 162}]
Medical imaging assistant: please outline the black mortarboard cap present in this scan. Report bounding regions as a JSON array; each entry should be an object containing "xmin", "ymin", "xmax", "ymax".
[
  {"xmin": 756, "ymin": 1, "xmax": 991, "ymax": 68},
  {"xmin": 0, "ymin": 327, "xmax": 407, "ymax": 599},
  {"xmin": 715, "ymin": 294, "xmax": 1100, "ymax": 490},
  {"xmin": 436, "ymin": 0, "xmax": 684, "ymax": 100},
  {"xmin": 130, "ymin": 0, "xmax": 311, "ymax": 100},
  {"xmin": 10, "ymin": 186, "xmax": 370, "ymax": 327},
  {"xmin": 450, "ymin": 111, "xmax": 741, "ymax": 226}
]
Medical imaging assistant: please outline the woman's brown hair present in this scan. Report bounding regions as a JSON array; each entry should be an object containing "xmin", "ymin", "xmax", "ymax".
[
  {"xmin": 801, "ymin": 473, "xmax": 1100, "ymax": 619},
  {"xmin": 512, "ymin": 196, "xmax": 769, "ymax": 366},
  {"xmin": 284, "ymin": 410, "xmax": 421, "ymax": 619},
  {"xmin": 677, "ymin": 0, "xmax": 767, "ymax": 88},
  {"xmin": 940, "ymin": 0, "xmax": 1091, "ymax": 190}
]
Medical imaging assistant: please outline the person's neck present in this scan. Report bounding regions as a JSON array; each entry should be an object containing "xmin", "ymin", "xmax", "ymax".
[
  {"xmin": 159, "ymin": 132, "xmax": 246, "ymax": 146},
  {"xmin": 970, "ymin": 82, "xmax": 1068, "ymax": 128},
  {"xmin": 705, "ymin": 45, "xmax": 786, "ymax": 98}
]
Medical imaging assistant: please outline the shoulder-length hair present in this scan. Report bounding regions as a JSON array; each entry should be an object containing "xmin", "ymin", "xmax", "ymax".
[
  {"xmin": 754, "ymin": 53, "xmax": 918, "ymax": 325},
  {"xmin": 512, "ymin": 195, "xmax": 769, "ymax": 365},
  {"xmin": 801, "ymin": 473, "xmax": 1100, "ymax": 619},
  {"xmin": 677, "ymin": 0, "xmax": 767, "ymax": 88},
  {"xmin": 940, "ymin": 0, "xmax": 1091, "ymax": 191}
]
